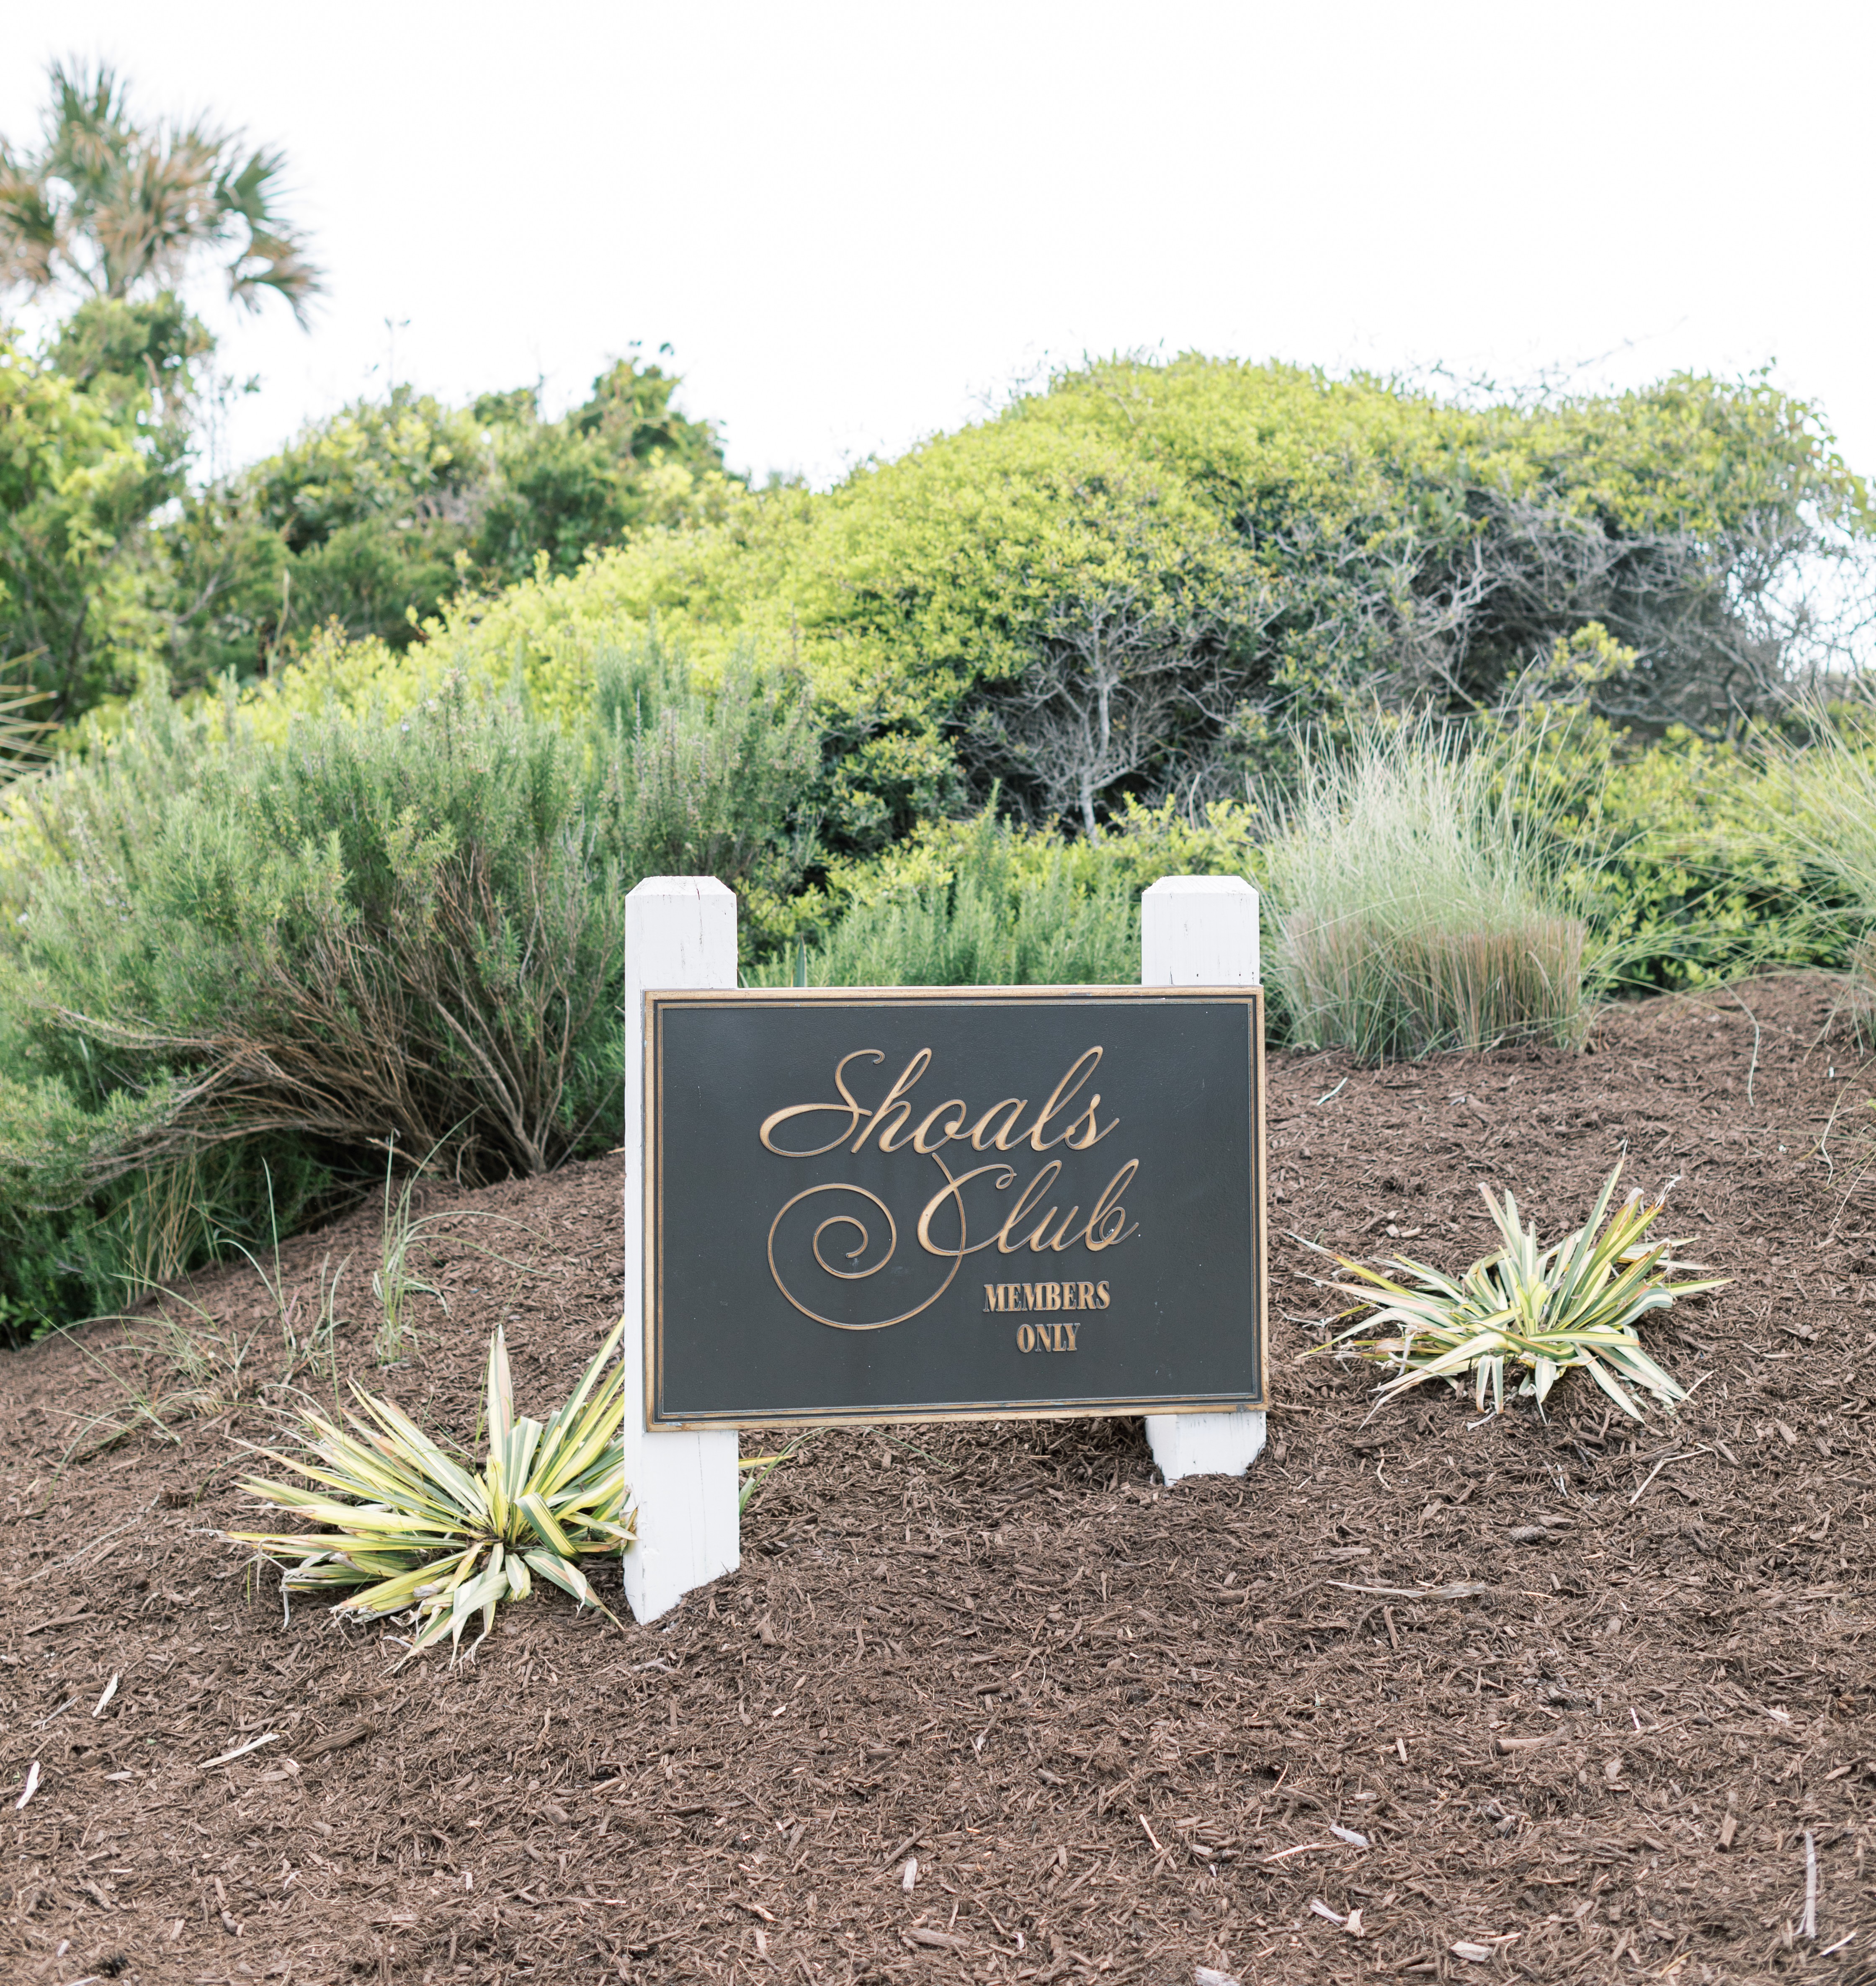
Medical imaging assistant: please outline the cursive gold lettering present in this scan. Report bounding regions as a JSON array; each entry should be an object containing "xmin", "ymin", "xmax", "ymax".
[
  {"xmin": 853, "ymin": 1048, "xmax": 933, "ymax": 1153},
  {"xmin": 1035, "ymin": 1204, "xmax": 1082, "ymax": 1253},
  {"xmin": 994, "ymin": 1161, "xmax": 1063, "ymax": 1256},
  {"xmin": 1080, "ymin": 1160, "xmax": 1139, "ymax": 1252},
  {"xmin": 966, "ymin": 1097, "xmax": 1028, "ymax": 1152},
  {"xmin": 1060, "ymin": 1092, "xmax": 1116, "ymax": 1150},
  {"xmin": 915, "ymin": 1161, "xmax": 1016, "ymax": 1260},
  {"xmin": 911, "ymin": 1097, "xmax": 968, "ymax": 1155},
  {"xmin": 1028, "ymin": 1048, "xmax": 1103, "ymax": 1152},
  {"xmin": 759, "ymin": 1049, "xmax": 884, "ymax": 1157}
]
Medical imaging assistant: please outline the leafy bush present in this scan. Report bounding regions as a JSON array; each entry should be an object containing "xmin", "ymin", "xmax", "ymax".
[
  {"xmin": 218, "ymin": 357, "xmax": 1871, "ymax": 866},
  {"xmin": 160, "ymin": 361, "xmax": 741, "ymax": 691},
  {"xmin": 0, "ymin": 638, "xmax": 817, "ymax": 1339},
  {"xmin": 749, "ymin": 809, "xmax": 1140, "ymax": 989},
  {"xmin": 1499, "ymin": 706, "xmax": 1850, "ymax": 994},
  {"xmin": 1752, "ymin": 709, "xmax": 1876, "ymax": 973},
  {"xmin": 750, "ymin": 791, "xmax": 1289, "ymax": 992}
]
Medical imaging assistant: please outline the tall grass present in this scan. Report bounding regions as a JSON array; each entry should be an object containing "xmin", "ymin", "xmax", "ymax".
[
  {"xmin": 758, "ymin": 726, "xmax": 1594, "ymax": 1064},
  {"xmin": 1263, "ymin": 722, "xmax": 1590, "ymax": 1059},
  {"xmin": 1755, "ymin": 711, "xmax": 1876, "ymax": 1038}
]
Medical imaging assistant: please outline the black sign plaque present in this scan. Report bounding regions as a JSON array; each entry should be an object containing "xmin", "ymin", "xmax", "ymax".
[{"xmin": 644, "ymin": 987, "xmax": 1267, "ymax": 1427}]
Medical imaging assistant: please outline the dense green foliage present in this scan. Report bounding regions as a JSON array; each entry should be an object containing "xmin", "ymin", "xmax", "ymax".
[
  {"xmin": 3, "ymin": 330, "xmax": 1873, "ymax": 1343},
  {"xmin": 162, "ymin": 357, "xmax": 738, "ymax": 688},
  {"xmin": 0, "ymin": 303, "xmax": 198, "ymax": 725},
  {"xmin": 245, "ymin": 357, "xmax": 1866, "ymax": 862},
  {"xmin": 0, "ymin": 641, "xmax": 816, "ymax": 1340},
  {"xmin": 0, "ymin": 321, "xmax": 738, "ymax": 731}
]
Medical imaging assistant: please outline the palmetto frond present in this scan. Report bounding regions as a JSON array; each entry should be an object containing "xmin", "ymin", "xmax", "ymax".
[
  {"xmin": 1300, "ymin": 1160, "xmax": 1728, "ymax": 1421},
  {"xmin": 0, "ymin": 59, "xmax": 322, "ymax": 316},
  {"xmin": 227, "ymin": 1321, "xmax": 634, "ymax": 1666},
  {"xmin": 0, "ymin": 154, "xmax": 63, "ymax": 291}
]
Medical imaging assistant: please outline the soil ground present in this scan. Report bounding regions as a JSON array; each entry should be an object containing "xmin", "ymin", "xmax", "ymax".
[{"xmin": 3, "ymin": 976, "xmax": 1874, "ymax": 1986}]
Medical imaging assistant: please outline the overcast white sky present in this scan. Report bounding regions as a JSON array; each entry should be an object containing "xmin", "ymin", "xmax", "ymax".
[{"xmin": 3, "ymin": 0, "xmax": 1872, "ymax": 489}]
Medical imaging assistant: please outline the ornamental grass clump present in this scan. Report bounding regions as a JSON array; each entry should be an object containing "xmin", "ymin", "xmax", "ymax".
[
  {"xmin": 1303, "ymin": 1162, "xmax": 1727, "ymax": 1419},
  {"xmin": 228, "ymin": 1321, "xmax": 633, "ymax": 1664},
  {"xmin": 1265, "ymin": 720, "xmax": 1590, "ymax": 1060}
]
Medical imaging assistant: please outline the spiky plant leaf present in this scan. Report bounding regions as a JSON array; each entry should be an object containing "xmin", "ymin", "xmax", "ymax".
[
  {"xmin": 227, "ymin": 1321, "xmax": 634, "ymax": 1664},
  {"xmin": 1300, "ymin": 1161, "xmax": 1727, "ymax": 1421}
]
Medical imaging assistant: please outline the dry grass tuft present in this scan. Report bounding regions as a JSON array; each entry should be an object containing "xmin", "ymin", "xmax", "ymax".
[{"xmin": 1282, "ymin": 912, "xmax": 1586, "ymax": 1061}]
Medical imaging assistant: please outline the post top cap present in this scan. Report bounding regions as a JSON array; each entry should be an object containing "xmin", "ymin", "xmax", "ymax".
[
  {"xmin": 1142, "ymin": 874, "xmax": 1255, "ymax": 895},
  {"xmin": 626, "ymin": 876, "xmax": 735, "ymax": 898}
]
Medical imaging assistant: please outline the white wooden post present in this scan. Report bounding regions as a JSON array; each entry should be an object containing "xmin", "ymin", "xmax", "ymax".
[
  {"xmin": 1141, "ymin": 876, "xmax": 1268, "ymax": 1484},
  {"xmin": 621, "ymin": 878, "xmax": 742, "ymax": 1622}
]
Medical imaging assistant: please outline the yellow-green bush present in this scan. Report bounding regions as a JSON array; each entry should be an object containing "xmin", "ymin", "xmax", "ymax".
[{"xmin": 227, "ymin": 355, "xmax": 1865, "ymax": 861}]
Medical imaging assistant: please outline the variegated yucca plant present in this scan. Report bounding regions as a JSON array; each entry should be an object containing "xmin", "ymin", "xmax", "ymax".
[
  {"xmin": 1302, "ymin": 1162, "xmax": 1727, "ymax": 1419},
  {"xmin": 228, "ymin": 1321, "xmax": 633, "ymax": 1663}
]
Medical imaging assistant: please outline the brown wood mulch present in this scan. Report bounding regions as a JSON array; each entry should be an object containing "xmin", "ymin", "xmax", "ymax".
[{"xmin": 2, "ymin": 975, "xmax": 1873, "ymax": 1986}]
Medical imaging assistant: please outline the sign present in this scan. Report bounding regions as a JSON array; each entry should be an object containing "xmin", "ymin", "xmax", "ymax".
[{"xmin": 643, "ymin": 987, "xmax": 1267, "ymax": 1427}]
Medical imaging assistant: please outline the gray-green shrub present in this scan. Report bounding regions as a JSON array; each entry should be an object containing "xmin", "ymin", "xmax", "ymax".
[{"xmin": 0, "ymin": 637, "xmax": 817, "ymax": 1339}]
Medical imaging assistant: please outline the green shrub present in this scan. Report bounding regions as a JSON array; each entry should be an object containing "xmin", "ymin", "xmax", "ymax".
[
  {"xmin": 207, "ymin": 357, "xmax": 1866, "ymax": 866},
  {"xmin": 0, "ymin": 638, "xmax": 817, "ymax": 1340},
  {"xmin": 1497, "ymin": 708, "xmax": 1845, "ymax": 993},
  {"xmin": 1753, "ymin": 709, "xmax": 1876, "ymax": 948},
  {"xmin": 748, "ymin": 809, "xmax": 1140, "ymax": 989},
  {"xmin": 156, "ymin": 360, "xmax": 741, "ymax": 697},
  {"xmin": 751, "ymin": 792, "xmax": 1287, "ymax": 992}
]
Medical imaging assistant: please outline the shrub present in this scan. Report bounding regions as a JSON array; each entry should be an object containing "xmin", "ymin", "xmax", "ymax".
[
  {"xmin": 1752, "ymin": 707, "xmax": 1876, "ymax": 981},
  {"xmin": 1498, "ymin": 706, "xmax": 1847, "ymax": 994},
  {"xmin": 749, "ymin": 808, "xmax": 1139, "ymax": 989},
  {"xmin": 201, "ymin": 356, "xmax": 1866, "ymax": 867},
  {"xmin": 0, "ymin": 638, "xmax": 817, "ymax": 1339},
  {"xmin": 750, "ymin": 790, "xmax": 1286, "ymax": 991}
]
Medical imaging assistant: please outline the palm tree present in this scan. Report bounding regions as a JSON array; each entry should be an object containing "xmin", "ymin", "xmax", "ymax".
[{"xmin": 0, "ymin": 59, "xmax": 322, "ymax": 323}]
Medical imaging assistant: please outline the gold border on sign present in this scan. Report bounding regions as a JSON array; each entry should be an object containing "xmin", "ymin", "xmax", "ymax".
[{"xmin": 642, "ymin": 984, "xmax": 1271, "ymax": 1431}]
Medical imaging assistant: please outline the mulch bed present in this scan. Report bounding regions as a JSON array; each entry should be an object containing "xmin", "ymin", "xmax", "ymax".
[{"xmin": 3, "ymin": 975, "xmax": 1874, "ymax": 1986}]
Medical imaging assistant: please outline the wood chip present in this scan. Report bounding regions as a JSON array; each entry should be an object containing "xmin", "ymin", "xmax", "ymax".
[
  {"xmin": 1330, "ymin": 1582, "xmax": 1491, "ymax": 1600},
  {"xmin": 906, "ymin": 1927, "xmax": 969, "ymax": 1950},
  {"xmin": 14, "ymin": 1760, "xmax": 39, "ymax": 1810},
  {"xmin": 295, "ymin": 1720, "xmax": 374, "ymax": 1760},
  {"xmin": 198, "ymin": 1732, "xmax": 278, "ymax": 1770},
  {"xmin": 23, "ymin": 1610, "xmax": 91, "ymax": 1636}
]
